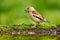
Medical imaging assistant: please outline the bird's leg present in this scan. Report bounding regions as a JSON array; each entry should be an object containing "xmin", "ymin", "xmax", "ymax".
[
  {"xmin": 31, "ymin": 22, "xmax": 39, "ymax": 28},
  {"xmin": 35, "ymin": 22, "xmax": 39, "ymax": 27},
  {"xmin": 31, "ymin": 24, "xmax": 36, "ymax": 28}
]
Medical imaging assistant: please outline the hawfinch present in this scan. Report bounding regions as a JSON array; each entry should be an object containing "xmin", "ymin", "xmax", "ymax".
[{"xmin": 25, "ymin": 6, "xmax": 48, "ymax": 28}]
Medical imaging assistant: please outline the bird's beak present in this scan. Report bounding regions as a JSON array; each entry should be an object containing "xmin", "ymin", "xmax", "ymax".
[
  {"xmin": 24, "ymin": 9, "xmax": 27, "ymax": 13},
  {"xmin": 24, "ymin": 9, "xmax": 26, "ymax": 11},
  {"xmin": 24, "ymin": 9, "xmax": 26, "ymax": 12}
]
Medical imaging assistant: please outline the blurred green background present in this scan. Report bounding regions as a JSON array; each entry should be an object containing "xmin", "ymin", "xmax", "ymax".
[
  {"xmin": 0, "ymin": 0, "xmax": 60, "ymax": 40},
  {"xmin": 0, "ymin": 0, "xmax": 60, "ymax": 25}
]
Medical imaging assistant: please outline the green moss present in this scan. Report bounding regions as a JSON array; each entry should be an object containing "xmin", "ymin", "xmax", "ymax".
[
  {"xmin": 0, "ymin": 23, "xmax": 57, "ymax": 31},
  {"xmin": 0, "ymin": 35, "xmax": 13, "ymax": 40},
  {"xmin": 0, "ymin": 24, "xmax": 57, "ymax": 40},
  {"xmin": 0, "ymin": 35, "xmax": 57, "ymax": 40}
]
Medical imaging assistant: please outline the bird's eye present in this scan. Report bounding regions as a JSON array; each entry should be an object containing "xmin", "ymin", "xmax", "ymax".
[
  {"xmin": 28, "ymin": 11, "xmax": 29, "ymax": 13},
  {"xmin": 27, "ymin": 8, "xmax": 29, "ymax": 9}
]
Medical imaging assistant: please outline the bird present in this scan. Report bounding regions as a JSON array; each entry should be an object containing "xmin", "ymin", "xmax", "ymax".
[{"xmin": 25, "ymin": 6, "xmax": 48, "ymax": 28}]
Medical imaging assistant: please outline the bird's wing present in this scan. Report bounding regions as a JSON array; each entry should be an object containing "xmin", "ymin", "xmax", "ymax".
[
  {"xmin": 32, "ymin": 10, "xmax": 48, "ymax": 22},
  {"xmin": 32, "ymin": 10, "xmax": 44, "ymax": 20}
]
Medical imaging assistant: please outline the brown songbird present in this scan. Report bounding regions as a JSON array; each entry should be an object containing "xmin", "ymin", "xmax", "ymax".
[{"xmin": 25, "ymin": 6, "xmax": 48, "ymax": 28}]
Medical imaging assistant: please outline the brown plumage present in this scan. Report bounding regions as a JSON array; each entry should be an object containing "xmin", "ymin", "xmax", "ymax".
[{"xmin": 32, "ymin": 10, "xmax": 44, "ymax": 20}]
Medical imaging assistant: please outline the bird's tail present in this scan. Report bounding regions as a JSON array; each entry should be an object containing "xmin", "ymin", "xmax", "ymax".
[{"xmin": 43, "ymin": 19, "xmax": 50, "ymax": 23}]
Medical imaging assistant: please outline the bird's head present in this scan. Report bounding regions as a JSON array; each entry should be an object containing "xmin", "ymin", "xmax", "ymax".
[{"xmin": 25, "ymin": 6, "xmax": 35, "ymax": 13}]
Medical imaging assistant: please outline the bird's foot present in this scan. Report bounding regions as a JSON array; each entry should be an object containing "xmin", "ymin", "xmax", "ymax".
[{"xmin": 31, "ymin": 26, "xmax": 37, "ymax": 29}]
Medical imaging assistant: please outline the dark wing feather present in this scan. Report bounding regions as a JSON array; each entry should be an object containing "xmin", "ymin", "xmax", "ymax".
[
  {"xmin": 32, "ymin": 10, "xmax": 44, "ymax": 19},
  {"xmin": 32, "ymin": 10, "xmax": 48, "ymax": 22},
  {"xmin": 33, "ymin": 15, "xmax": 43, "ymax": 21}
]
